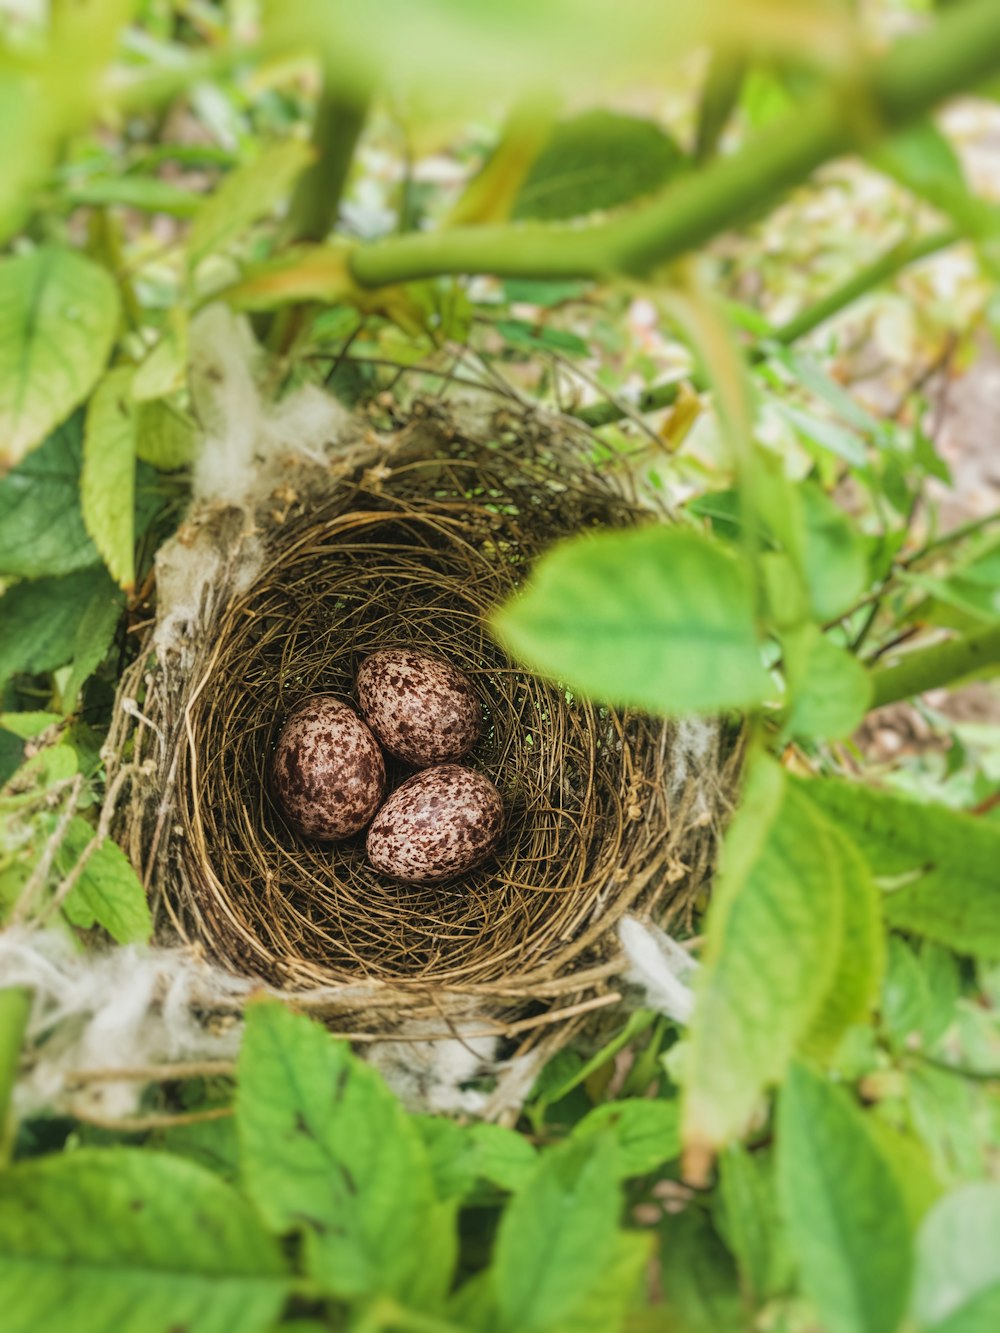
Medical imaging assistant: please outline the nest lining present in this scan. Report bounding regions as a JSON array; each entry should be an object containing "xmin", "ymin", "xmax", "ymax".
[{"xmin": 116, "ymin": 399, "xmax": 735, "ymax": 1045}]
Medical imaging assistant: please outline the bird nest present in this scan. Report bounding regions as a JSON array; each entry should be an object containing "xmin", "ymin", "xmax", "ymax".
[{"xmin": 111, "ymin": 393, "xmax": 737, "ymax": 1066}]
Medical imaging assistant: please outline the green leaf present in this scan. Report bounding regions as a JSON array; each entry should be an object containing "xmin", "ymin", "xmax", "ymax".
[
  {"xmin": 866, "ymin": 1117, "xmax": 943, "ymax": 1229},
  {"xmin": 757, "ymin": 464, "xmax": 869, "ymax": 621},
  {"xmin": 416, "ymin": 1117, "xmax": 538, "ymax": 1200},
  {"xmin": 871, "ymin": 121, "xmax": 1000, "ymax": 251},
  {"xmin": 919, "ymin": 942, "xmax": 961, "ymax": 1047},
  {"xmin": 513, "ymin": 110, "xmax": 683, "ymax": 221},
  {"xmin": 0, "ymin": 567, "xmax": 122, "ymax": 689},
  {"xmin": 805, "ymin": 776, "xmax": 1000, "ymax": 958},
  {"xmin": 882, "ymin": 936, "xmax": 930, "ymax": 1053},
  {"xmin": 777, "ymin": 1062, "xmax": 913, "ymax": 1333},
  {"xmin": 187, "ymin": 140, "xmax": 314, "ymax": 268},
  {"xmin": 912, "ymin": 1184, "xmax": 1000, "ymax": 1332},
  {"xmin": 0, "ymin": 1148, "xmax": 288, "ymax": 1333},
  {"xmin": 774, "ymin": 402, "xmax": 868, "ymax": 467},
  {"xmin": 1, "ymin": 745, "xmax": 78, "ymax": 805},
  {"xmin": 131, "ymin": 326, "xmax": 188, "ymax": 404},
  {"xmin": 54, "ymin": 816, "xmax": 152, "ymax": 944},
  {"xmin": 682, "ymin": 755, "xmax": 842, "ymax": 1156},
  {"xmin": 0, "ymin": 712, "xmax": 62, "ymax": 740},
  {"xmin": 501, "ymin": 278, "xmax": 591, "ymax": 305},
  {"xmin": 60, "ymin": 581, "xmax": 124, "ymax": 711},
  {"xmin": 82, "ymin": 367, "xmax": 137, "ymax": 591},
  {"xmin": 492, "ymin": 526, "xmax": 770, "ymax": 716},
  {"xmin": 0, "ymin": 248, "xmax": 120, "ymax": 470},
  {"xmin": 236, "ymin": 1003, "xmax": 447, "ymax": 1306},
  {"xmin": 135, "ymin": 399, "xmax": 197, "ymax": 471},
  {"xmin": 658, "ymin": 1207, "xmax": 744, "ymax": 1333},
  {"xmin": 783, "ymin": 625, "xmax": 874, "ymax": 741},
  {"xmin": 66, "ymin": 175, "xmax": 203, "ymax": 218},
  {"xmin": 495, "ymin": 318, "xmax": 589, "ymax": 355},
  {"xmin": 717, "ymin": 1143, "xmax": 793, "ymax": 1306},
  {"xmin": 493, "ymin": 1135, "xmax": 622, "ymax": 1332},
  {"xmin": 0, "ymin": 416, "xmax": 100, "ymax": 578},
  {"xmin": 767, "ymin": 347, "xmax": 880, "ymax": 434},
  {"xmin": 906, "ymin": 1065, "xmax": 985, "ymax": 1185},
  {"xmin": 546, "ymin": 1232, "xmax": 652, "ymax": 1333},
  {"xmin": 799, "ymin": 822, "xmax": 885, "ymax": 1060},
  {"xmin": 570, "ymin": 1098, "xmax": 680, "ymax": 1178}
]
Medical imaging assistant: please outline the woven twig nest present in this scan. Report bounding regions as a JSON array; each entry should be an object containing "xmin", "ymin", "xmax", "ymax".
[{"xmin": 111, "ymin": 368, "xmax": 737, "ymax": 1086}]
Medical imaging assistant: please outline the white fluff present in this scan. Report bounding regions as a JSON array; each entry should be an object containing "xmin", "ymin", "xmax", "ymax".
[
  {"xmin": 619, "ymin": 915, "xmax": 699, "ymax": 1024},
  {"xmin": 1, "ymin": 928, "xmax": 253, "ymax": 1119},
  {"xmin": 0, "ymin": 929, "xmax": 531, "ymax": 1121},
  {"xmin": 367, "ymin": 1026, "xmax": 500, "ymax": 1116},
  {"xmin": 188, "ymin": 304, "xmax": 352, "ymax": 507},
  {"xmin": 668, "ymin": 716, "xmax": 719, "ymax": 811}
]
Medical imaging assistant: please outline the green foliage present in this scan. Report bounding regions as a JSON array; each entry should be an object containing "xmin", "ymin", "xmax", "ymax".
[
  {"xmin": 806, "ymin": 776, "xmax": 1000, "ymax": 958},
  {"xmin": 513, "ymin": 111, "xmax": 684, "ymax": 220},
  {"xmin": 0, "ymin": 418, "xmax": 99, "ymax": 578},
  {"xmin": 569, "ymin": 1098, "xmax": 681, "ymax": 1178},
  {"xmin": 236, "ymin": 1002, "xmax": 449, "ymax": 1306},
  {"xmin": 683, "ymin": 756, "xmax": 848, "ymax": 1153},
  {"xmin": 0, "ymin": 1149, "xmax": 289, "ymax": 1333},
  {"xmin": 53, "ymin": 817, "xmax": 152, "ymax": 944},
  {"xmin": 0, "ymin": 567, "xmax": 122, "ymax": 694},
  {"xmin": 912, "ymin": 1184, "xmax": 1000, "ymax": 1331},
  {"xmin": 82, "ymin": 368, "xmax": 138, "ymax": 591},
  {"xmin": 777, "ymin": 1062, "xmax": 913, "ymax": 1333},
  {"xmin": 492, "ymin": 526, "xmax": 771, "ymax": 716},
  {"xmin": 0, "ymin": 249, "xmax": 119, "ymax": 470},
  {"xmin": 187, "ymin": 141, "xmax": 314, "ymax": 269},
  {"xmin": 716, "ymin": 1143, "xmax": 793, "ymax": 1308},
  {"xmin": 490, "ymin": 1136, "xmax": 627, "ymax": 1332},
  {"xmin": 416, "ymin": 1116, "xmax": 538, "ymax": 1199}
]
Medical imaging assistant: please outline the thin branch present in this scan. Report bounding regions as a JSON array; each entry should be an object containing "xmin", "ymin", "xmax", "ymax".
[
  {"xmin": 40, "ymin": 766, "xmax": 132, "ymax": 924},
  {"xmin": 287, "ymin": 84, "xmax": 370, "ymax": 243},
  {"xmin": 69, "ymin": 1104, "xmax": 233, "ymax": 1132},
  {"xmin": 575, "ymin": 227, "xmax": 957, "ymax": 428},
  {"xmin": 65, "ymin": 1060, "xmax": 236, "ymax": 1086},
  {"xmin": 10, "ymin": 774, "xmax": 84, "ymax": 925},
  {"xmin": 348, "ymin": 1, "xmax": 1000, "ymax": 289},
  {"xmin": 870, "ymin": 622, "xmax": 1000, "ymax": 709}
]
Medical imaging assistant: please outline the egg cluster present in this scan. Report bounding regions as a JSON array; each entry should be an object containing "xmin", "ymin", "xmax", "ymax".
[{"xmin": 270, "ymin": 649, "xmax": 503, "ymax": 885}]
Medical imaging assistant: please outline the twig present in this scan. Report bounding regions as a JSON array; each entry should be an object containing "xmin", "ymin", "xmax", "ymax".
[
  {"xmin": 65, "ymin": 1060, "xmax": 236, "ymax": 1086},
  {"xmin": 69, "ymin": 1104, "xmax": 234, "ymax": 1132},
  {"xmin": 350, "ymin": 0, "xmax": 998, "ymax": 289},
  {"xmin": 970, "ymin": 789, "xmax": 1000, "ymax": 818},
  {"xmin": 10, "ymin": 774, "xmax": 84, "ymax": 924},
  {"xmin": 39, "ymin": 767, "xmax": 133, "ymax": 924}
]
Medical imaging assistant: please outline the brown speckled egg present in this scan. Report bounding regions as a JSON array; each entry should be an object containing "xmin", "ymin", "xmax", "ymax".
[
  {"xmin": 271, "ymin": 696, "xmax": 385, "ymax": 841},
  {"xmin": 366, "ymin": 765, "xmax": 503, "ymax": 884},
  {"xmin": 357, "ymin": 649, "xmax": 482, "ymax": 767}
]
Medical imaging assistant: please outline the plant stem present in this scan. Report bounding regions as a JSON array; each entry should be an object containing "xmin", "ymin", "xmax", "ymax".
[
  {"xmin": 0, "ymin": 988, "xmax": 31, "ymax": 1163},
  {"xmin": 349, "ymin": 0, "xmax": 1000, "ymax": 289},
  {"xmin": 771, "ymin": 228, "xmax": 957, "ymax": 345},
  {"xmin": 694, "ymin": 50, "xmax": 747, "ymax": 165},
  {"xmin": 288, "ymin": 85, "xmax": 370, "ymax": 243},
  {"xmin": 870, "ymin": 622, "xmax": 1000, "ymax": 709},
  {"xmin": 574, "ymin": 227, "xmax": 958, "ymax": 427}
]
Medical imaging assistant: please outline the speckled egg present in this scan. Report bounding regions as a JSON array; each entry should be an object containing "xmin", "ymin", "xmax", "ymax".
[
  {"xmin": 356, "ymin": 649, "xmax": 482, "ymax": 767},
  {"xmin": 271, "ymin": 696, "xmax": 385, "ymax": 841},
  {"xmin": 366, "ymin": 764, "xmax": 503, "ymax": 884}
]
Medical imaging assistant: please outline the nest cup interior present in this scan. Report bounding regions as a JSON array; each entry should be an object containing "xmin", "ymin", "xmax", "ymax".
[{"xmin": 170, "ymin": 427, "xmax": 703, "ymax": 994}]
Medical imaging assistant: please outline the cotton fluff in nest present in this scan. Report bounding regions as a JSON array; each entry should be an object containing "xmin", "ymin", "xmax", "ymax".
[
  {"xmin": 0, "ymin": 927, "xmax": 255, "ymax": 1120},
  {"xmin": 619, "ymin": 916, "xmax": 700, "ymax": 1024},
  {"xmin": 154, "ymin": 304, "xmax": 361, "ymax": 665}
]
